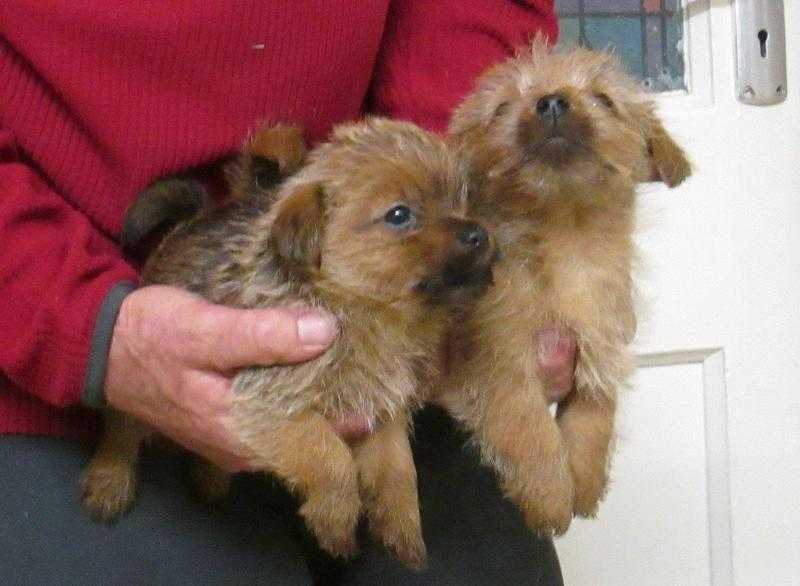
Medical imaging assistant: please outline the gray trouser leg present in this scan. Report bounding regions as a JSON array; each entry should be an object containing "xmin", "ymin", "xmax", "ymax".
[
  {"xmin": 0, "ymin": 436, "xmax": 311, "ymax": 586},
  {"xmin": 0, "ymin": 409, "xmax": 564, "ymax": 586}
]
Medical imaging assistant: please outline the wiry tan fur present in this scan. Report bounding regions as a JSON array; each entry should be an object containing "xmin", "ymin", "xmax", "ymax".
[
  {"xmin": 440, "ymin": 40, "xmax": 692, "ymax": 535},
  {"xmin": 81, "ymin": 118, "xmax": 495, "ymax": 568}
]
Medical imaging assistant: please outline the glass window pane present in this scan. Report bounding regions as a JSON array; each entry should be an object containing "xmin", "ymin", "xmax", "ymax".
[
  {"xmin": 555, "ymin": 0, "xmax": 581, "ymax": 15},
  {"xmin": 584, "ymin": 0, "xmax": 641, "ymax": 13},
  {"xmin": 554, "ymin": 1, "xmax": 686, "ymax": 93},
  {"xmin": 664, "ymin": 11, "xmax": 686, "ymax": 87},
  {"xmin": 584, "ymin": 16, "xmax": 644, "ymax": 78},
  {"xmin": 644, "ymin": 16, "xmax": 665, "ymax": 89},
  {"xmin": 559, "ymin": 17, "xmax": 581, "ymax": 49}
]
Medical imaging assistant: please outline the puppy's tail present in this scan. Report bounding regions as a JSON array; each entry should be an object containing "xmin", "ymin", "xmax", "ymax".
[{"xmin": 120, "ymin": 177, "xmax": 208, "ymax": 252}]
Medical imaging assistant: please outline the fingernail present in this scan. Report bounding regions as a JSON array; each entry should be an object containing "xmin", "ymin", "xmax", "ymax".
[{"xmin": 297, "ymin": 311, "xmax": 338, "ymax": 346}]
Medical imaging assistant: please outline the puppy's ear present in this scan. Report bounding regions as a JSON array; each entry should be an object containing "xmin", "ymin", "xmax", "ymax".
[
  {"xmin": 638, "ymin": 116, "xmax": 693, "ymax": 187},
  {"xmin": 268, "ymin": 181, "xmax": 325, "ymax": 270}
]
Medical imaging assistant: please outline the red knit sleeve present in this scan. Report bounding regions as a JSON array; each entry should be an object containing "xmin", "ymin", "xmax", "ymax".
[
  {"xmin": 367, "ymin": 0, "xmax": 558, "ymax": 132},
  {"xmin": 0, "ymin": 128, "xmax": 139, "ymax": 408}
]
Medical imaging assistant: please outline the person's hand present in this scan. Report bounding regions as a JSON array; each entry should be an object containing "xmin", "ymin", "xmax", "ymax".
[
  {"xmin": 104, "ymin": 285, "xmax": 338, "ymax": 472},
  {"xmin": 537, "ymin": 326, "xmax": 577, "ymax": 404}
]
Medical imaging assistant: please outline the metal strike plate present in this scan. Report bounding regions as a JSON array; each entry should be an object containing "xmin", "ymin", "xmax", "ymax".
[{"xmin": 734, "ymin": 0, "xmax": 787, "ymax": 105}]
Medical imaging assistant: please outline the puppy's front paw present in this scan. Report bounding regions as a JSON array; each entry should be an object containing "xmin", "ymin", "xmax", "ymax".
[
  {"xmin": 300, "ymin": 489, "xmax": 361, "ymax": 558},
  {"xmin": 572, "ymin": 477, "xmax": 607, "ymax": 519},
  {"xmin": 520, "ymin": 497, "xmax": 574, "ymax": 537},
  {"xmin": 364, "ymin": 469, "xmax": 428, "ymax": 570},
  {"xmin": 367, "ymin": 497, "xmax": 427, "ymax": 570},
  {"xmin": 506, "ymin": 477, "xmax": 574, "ymax": 537},
  {"xmin": 573, "ymin": 497, "xmax": 600, "ymax": 519},
  {"xmin": 80, "ymin": 461, "xmax": 137, "ymax": 522}
]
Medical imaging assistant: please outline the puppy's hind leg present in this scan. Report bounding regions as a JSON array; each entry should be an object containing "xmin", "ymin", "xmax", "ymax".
[
  {"xmin": 353, "ymin": 412, "xmax": 426, "ymax": 570},
  {"xmin": 81, "ymin": 410, "xmax": 149, "ymax": 521},
  {"xmin": 239, "ymin": 410, "xmax": 362, "ymax": 559},
  {"xmin": 557, "ymin": 390, "xmax": 616, "ymax": 518}
]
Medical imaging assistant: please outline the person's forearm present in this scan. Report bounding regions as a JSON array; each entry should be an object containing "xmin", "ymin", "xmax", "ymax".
[{"xmin": 0, "ymin": 127, "xmax": 140, "ymax": 408}]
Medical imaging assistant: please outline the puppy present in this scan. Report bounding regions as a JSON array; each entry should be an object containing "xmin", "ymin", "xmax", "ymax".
[
  {"xmin": 441, "ymin": 40, "xmax": 692, "ymax": 535},
  {"xmin": 81, "ymin": 119, "xmax": 495, "ymax": 568}
]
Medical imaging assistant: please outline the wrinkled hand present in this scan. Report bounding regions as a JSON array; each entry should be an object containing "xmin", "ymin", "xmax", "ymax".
[
  {"xmin": 537, "ymin": 326, "xmax": 577, "ymax": 404},
  {"xmin": 104, "ymin": 285, "xmax": 338, "ymax": 472}
]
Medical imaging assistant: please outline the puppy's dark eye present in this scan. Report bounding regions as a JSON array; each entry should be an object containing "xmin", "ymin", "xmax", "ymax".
[
  {"xmin": 595, "ymin": 93, "xmax": 615, "ymax": 109},
  {"xmin": 384, "ymin": 205, "xmax": 415, "ymax": 228}
]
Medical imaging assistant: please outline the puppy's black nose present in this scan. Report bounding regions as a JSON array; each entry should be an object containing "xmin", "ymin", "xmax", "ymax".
[
  {"xmin": 536, "ymin": 94, "xmax": 570, "ymax": 119},
  {"xmin": 458, "ymin": 222, "xmax": 489, "ymax": 251}
]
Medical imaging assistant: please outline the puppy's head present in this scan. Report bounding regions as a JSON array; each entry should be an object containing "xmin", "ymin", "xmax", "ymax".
[
  {"xmin": 264, "ymin": 118, "xmax": 495, "ymax": 304},
  {"xmin": 450, "ymin": 38, "xmax": 692, "ymax": 189}
]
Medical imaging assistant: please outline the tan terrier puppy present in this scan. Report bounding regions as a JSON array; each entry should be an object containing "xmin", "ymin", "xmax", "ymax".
[
  {"xmin": 441, "ymin": 40, "xmax": 692, "ymax": 535},
  {"xmin": 81, "ymin": 119, "xmax": 495, "ymax": 568}
]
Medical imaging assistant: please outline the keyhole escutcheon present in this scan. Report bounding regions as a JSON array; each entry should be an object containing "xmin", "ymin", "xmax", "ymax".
[{"xmin": 758, "ymin": 29, "xmax": 768, "ymax": 58}]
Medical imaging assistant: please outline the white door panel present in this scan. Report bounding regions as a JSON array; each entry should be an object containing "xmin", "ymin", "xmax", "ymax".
[{"xmin": 562, "ymin": 359, "xmax": 717, "ymax": 586}]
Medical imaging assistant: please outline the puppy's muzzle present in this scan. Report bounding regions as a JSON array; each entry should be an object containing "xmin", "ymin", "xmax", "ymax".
[
  {"xmin": 448, "ymin": 221, "xmax": 494, "ymax": 284},
  {"xmin": 422, "ymin": 221, "xmax": 496, "ymax": 297},
  {"xmin": 521, "ymin": 91, "xmax": 593, "ymax": 165}
]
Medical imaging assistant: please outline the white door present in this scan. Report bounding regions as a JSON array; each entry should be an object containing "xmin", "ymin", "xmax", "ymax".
[{"xmin": 555, "ymin": 2, "xmax": 800, "ymax": 585}]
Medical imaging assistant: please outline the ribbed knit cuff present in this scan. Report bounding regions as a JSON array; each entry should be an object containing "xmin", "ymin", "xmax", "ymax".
[{"xmin": 81, "ymin": 281, "xmax": 137, "ymax": 409}]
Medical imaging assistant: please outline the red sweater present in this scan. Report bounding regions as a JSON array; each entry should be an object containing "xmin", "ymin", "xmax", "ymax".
[{"xmin": 0, "ymin": 1, "xmax": 556, "ymax": 440}]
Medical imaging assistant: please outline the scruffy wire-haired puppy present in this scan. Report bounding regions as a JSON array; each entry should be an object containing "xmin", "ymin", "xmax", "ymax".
[
  {"xmin": 81, "ymin": 119, "xmax": 495, "ymax": 568},
  {"xmin": 442, "ymin": 39, "xmax": 692, "ymax": 535}
]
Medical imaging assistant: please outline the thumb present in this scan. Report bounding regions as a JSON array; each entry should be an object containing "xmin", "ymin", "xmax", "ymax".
[
  {"xmin": 537, "ymin": 326, "xmax": 576, "ymax": 403},
  {"xmin": 184, "ymin": 302, "xmax": 339, "ymax": 370}
]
